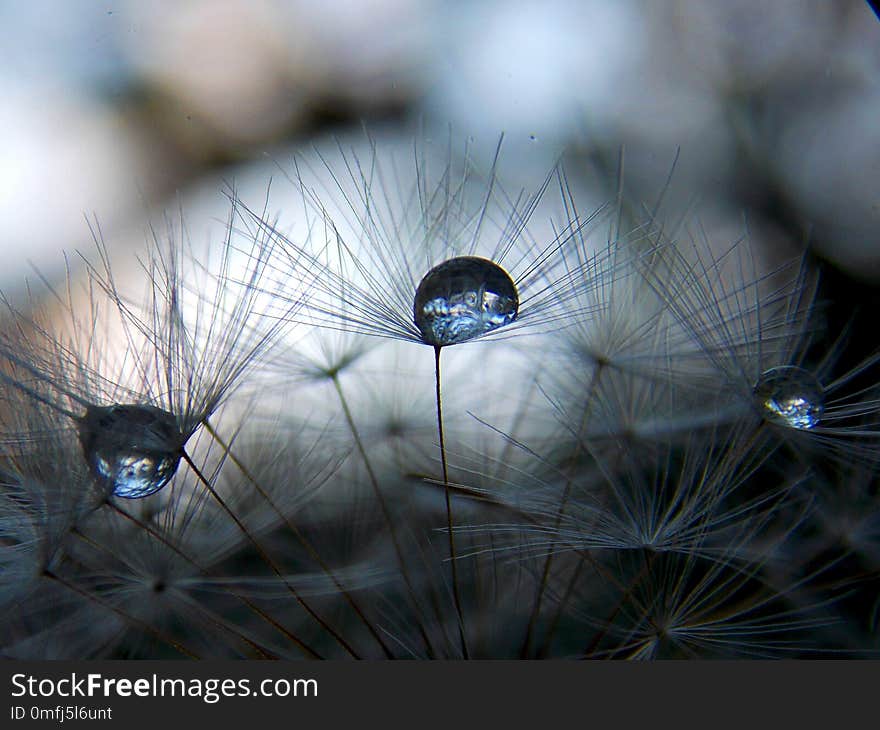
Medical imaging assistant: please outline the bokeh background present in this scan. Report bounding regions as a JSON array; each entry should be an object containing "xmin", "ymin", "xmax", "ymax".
[{"xmin": 1, "ymin": 0, "xmax": 878, "ymax": 353}]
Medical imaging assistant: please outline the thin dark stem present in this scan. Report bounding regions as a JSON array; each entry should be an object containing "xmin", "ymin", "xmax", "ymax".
[
  {"xmin": 180, "ymin": 449, "xmax": 360, "ymax": 659},
  {"xmin": 331, "ymin": 374, "xmax": 437, "ymax": 658},
  {"xmin": 582, "ymin": 549, "xmax": 659, "ymax": 659},
  {"xmin": 42, "ymin": 568, "xmax": 200, "ymax": 659},
  {"xmin": 435, "ymin": 345, "xmax": 469, "ymax": 659},
  {"xmin": 536, "ymin": 439, "xmax": 632, "ymax": 658},
  {"xmin": 536, "ymin": 556, "xmax": 585, "ymax": 659},
  {"xmin": 104, "ymin": 501, "xmax": 317, "ymax": 659},
  {"xmin": 522, "ymin": 363, "xmax": 604, "ymax": 657},
  {"xmin": 202, "ymin": 418, "xmax": 393, "ymax": 659},
  {"xmin": 70, "ymin": 525, "xmax": 275, "ymax": 659}
]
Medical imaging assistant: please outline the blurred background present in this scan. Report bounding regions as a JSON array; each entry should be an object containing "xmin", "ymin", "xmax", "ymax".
[{"xmin": 1, "ymin": 0, "xmax": 878, "ymax": 340}]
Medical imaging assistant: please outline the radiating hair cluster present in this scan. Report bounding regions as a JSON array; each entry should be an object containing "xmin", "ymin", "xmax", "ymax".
[{"xmin": 1, "ymin": 130, "xmax": 878, "ymax": 659}]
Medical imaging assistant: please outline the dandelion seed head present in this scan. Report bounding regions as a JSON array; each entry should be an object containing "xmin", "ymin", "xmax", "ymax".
[
  {"xmin": 753, "ymin": 366, "xmax": 824, "ymax": 430},
  {"xmin": 77, "ymin": 404, "xmax": 183, "ymax": 499},
  {"xmin": 413, "ymin": 256, "xmax": 518, "ymax": 346}
]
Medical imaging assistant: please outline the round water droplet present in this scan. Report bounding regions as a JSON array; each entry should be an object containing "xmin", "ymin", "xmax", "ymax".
[
  {"xmin": 78, "ymin": 404, "xmax": 184, "ymax": 498},
  {"xmin": 753, "ymin": 366, "xmax": 825, "ymax": 430},
  {"xmin": 413, "ymin": 256, "xmax": 518, "ymax": 346}
]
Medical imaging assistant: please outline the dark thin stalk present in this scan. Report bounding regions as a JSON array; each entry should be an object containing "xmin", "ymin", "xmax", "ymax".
[
  {"xmin": 535, "ymin": 556, "xmax": 586, "ymax": 658},
  {"xmin": 69, "ymin": 525, "xmax": 274, "ymax": 659},
  {"xmin": 582, "ymin": 549, "xmax": 659, "ymax": 659},
  {"xmin": 42, "ymin": 568, "xmax": 199, "ymax": 659},
  {"xmin": 104, "ymin": 501, "xmax": 317, "ymax": 659},
  {"xmin": 434, "ymin": 345, "xmax": 469, "ymax": 659},
  {"xmin": 202, "ymin": 418, "xmax": 395, "ymax": 659},
  {"xmin": 536, "ymin": 440, "xmax": 637, "ymax": 658},
  {"xmin": 180, "ymin": 449, "xmax": 360, "ymax": 659},
  {"xmin": 522, "ymin": 363, "xmax": 604, "ymax": 657},
  {"xmin": 330, "ymin": 374, "xmax": 437, "ymax": 658}
]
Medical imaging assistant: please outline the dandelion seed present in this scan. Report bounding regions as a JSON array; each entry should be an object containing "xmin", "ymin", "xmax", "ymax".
[
  {"xmin": 0, "ymin": 194, "xmax": 299, "ymax": 501},
  {"xmin": 753, "ymin": 365, "xmax": 825, "ymax": 430},
  {"xmin": 232, "ymin": 129, "xmax": 616, "ymax": 659},
  {"xmin": 243, "ymin": 129, "xmax": 608, "ymax": 347},
  {"xmin": 640, "ymin": 230, "xmax": 880, "ymax": 460}
]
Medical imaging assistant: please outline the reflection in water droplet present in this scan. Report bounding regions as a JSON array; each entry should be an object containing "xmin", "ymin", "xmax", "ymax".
[
  {"xmin": 413, "ymin": 257, "xmax": 518, "ymax": 346},
  {"xmin": 753, "ymin": 366, "xmax": 825, "ymax": 430},
  {"xmin": 78, "ymin": 404, "xmax": 183, "ymax": 498}
]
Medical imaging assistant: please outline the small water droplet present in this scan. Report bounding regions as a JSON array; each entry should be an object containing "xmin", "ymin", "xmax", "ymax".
[
  {"xmin": 78, "ymin": 404, "xmax": 183, "ymax": 498},
  {"xmin": 753, "ymin": 366, "xmax": 824, "ymax": 430},
  {"xmin": 413, "ymin": 256, "xmax": 518, "ymax": 346}
]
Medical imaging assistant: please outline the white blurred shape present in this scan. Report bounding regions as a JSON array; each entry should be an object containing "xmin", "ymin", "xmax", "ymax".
[
  {"xmin": 282, "ymin": 0, "xmax": 433, "ymax": 103},
  {"xmin": 0, "ymin": 83, "xmax": 158, "ymax": 292},
  {"xmin": 430, "ymin": 0, "xmax": 645, "ymax": 142}
]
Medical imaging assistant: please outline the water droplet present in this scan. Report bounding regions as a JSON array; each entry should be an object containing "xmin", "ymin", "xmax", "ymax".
[
  {"xmin": 78, "ymin": 404, "xmax": 183, "ymax": 498},
  {"xmin": 753, "ymin": 366, "xmax": 824, "ymax": 430},
  {"xmin": 413, "ymin": 257, "xmax": 518, "ymax": 346}
]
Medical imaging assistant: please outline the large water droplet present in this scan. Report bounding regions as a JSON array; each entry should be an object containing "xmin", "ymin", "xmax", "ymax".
[
  {"xmin": 753, "ymin": 366, "xmax": 824, "ymax": 430},
  {"xmin": 413, "ymin": 257, "xmax": 518, "ymax": 346},
  {"xmin": 78, "ymin": 404, "xmax": 184, "ymax": 498}
]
